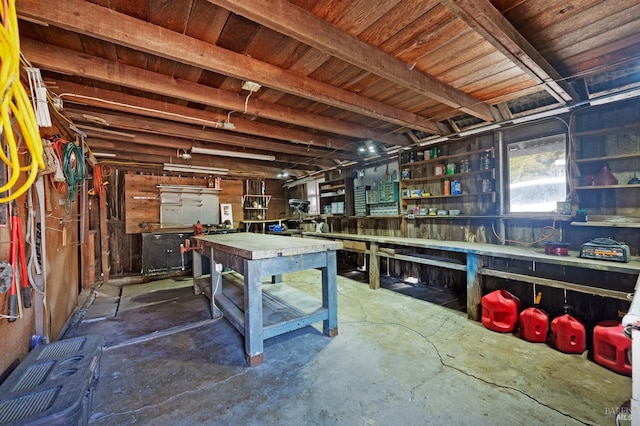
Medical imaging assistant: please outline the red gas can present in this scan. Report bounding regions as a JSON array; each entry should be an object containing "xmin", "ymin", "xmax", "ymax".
[
  {"xmin": 593, "ymin": 321, "xmax": 631, "ymax": 376},
  {"xmin": 481, "ymin": 290, "xmax": 521, "ymax": 333},
  {"xmin": 550, "ymin": 314, "xmax": 586, "ymax": 354},
  {"xmin": 519, "ymin": 307, "xmax": 549, "ymax": 343}
]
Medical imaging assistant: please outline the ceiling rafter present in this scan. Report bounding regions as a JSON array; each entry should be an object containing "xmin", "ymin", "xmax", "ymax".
[
  {"xmin": 18, "ymin": 0, "xmax": 440, "ymax": 135},
  {"xmin": 441, "ymin": 0, "xmax": 579, "ymax": 104},
  {"xmin": 64, "ymin": 108, "xmax": 362, "ymax": 162},
  {"xmin": 52, "ymin": 81, "xmax": 361, "ymax": 153},
  {"xmin": 207, "ymin": 0, "xmax": 496, "ymax": 123},
  {"xmin": 22, "ymin": 39, "xmax": 409, "ymax": 149}
]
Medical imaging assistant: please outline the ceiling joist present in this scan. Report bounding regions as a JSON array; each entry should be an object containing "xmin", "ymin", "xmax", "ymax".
[{"xmin": 208, "ymin": 0, "xmax": 497, "ymax": 123}]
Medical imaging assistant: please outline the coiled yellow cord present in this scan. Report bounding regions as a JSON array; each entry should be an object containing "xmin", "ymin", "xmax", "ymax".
[{"xmin": 0, "ymin": 0, "xmax": 45, "ymax": 203}]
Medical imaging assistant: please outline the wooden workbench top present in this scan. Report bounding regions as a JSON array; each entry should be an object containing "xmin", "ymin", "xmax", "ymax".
[
  {"xmin": 196, "ymin": 232, "xmax": 342, "ymax": 260},
  {"xmin": 305, "ymin": 232, "xmax": 640, "ymax": 274}
]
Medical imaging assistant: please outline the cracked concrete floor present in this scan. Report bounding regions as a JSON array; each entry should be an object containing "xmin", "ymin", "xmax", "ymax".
[{"xmin": 74, "ymin": 271, "xmax": 631, "ymax": 426}]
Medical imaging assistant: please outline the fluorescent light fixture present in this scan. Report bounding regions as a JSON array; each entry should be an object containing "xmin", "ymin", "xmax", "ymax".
[
  {"xmin": 93, "ymin": 152, "xmax": 116, "ymax": 158},
  {"xmin": 418, "ymin": 136, "xmax": 449, "ymax": 147},
  {"xmin": 458, "ymin": 123, "xmax": 502, "ymax": 137},
  {"xmin": 191, "ymin": 146, "xmax": 275, "ymax": 161},
  {"xmin": 163, "ymin": 163, "xmax": 228, "ymax": 175},
  {"xmin": 511, "ymin": 107, "xmax": 571, "ymax": 124}
]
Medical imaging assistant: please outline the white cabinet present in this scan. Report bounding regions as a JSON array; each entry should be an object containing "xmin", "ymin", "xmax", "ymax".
[{"xmin": 158, "ymin": 185, "xmax": 221, "ymax": 226}]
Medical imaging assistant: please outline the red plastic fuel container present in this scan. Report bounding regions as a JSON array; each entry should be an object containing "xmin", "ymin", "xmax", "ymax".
[
  {"xmin": 593, "ymin": 320, "xmax": 631, "ymax": 376},
  {"xmin": 550, "ymin": 314, "xmax": 586, "ymax": 354},
  {"xmin": 481, "ymin": 289, "xmax": 521, "ymax": 333},
  {"xmin": 519, "ymin": 307, "xmax": 549, "ymax": 343}
]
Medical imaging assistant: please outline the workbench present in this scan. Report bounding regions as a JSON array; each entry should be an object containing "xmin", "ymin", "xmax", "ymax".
[
  {"xmin": 304, "ymin": 232, "xmax": 640, "ymax": 320},
  {"xmin": 192, "ymin": 233, "xmax": 342, "ymax": 366}
]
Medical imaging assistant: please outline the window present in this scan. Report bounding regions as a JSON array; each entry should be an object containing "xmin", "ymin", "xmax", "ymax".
[
  {"xmin": 507, "ymin": 134, "xmax": 567, "ymax": 213},
  {"xmin": 306, "ymin": 177, "xmax": 324, "ymax": 215}
]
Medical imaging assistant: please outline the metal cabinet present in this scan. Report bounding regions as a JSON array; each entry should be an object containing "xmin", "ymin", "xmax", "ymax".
[{"xmin": 142, "ymin": 232, "xmax": 193, "ymax": 276}]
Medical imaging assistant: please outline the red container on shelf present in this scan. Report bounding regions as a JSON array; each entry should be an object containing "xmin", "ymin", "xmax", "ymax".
[
  {"xmin": 550, "ymin": 314, "xmax": 586, "ymax": 354},
  {"xmin": 519, "ymin": 307, "xmax": 549, "ymax": 343},
  {"xmin": 593, "ymin": 320, "xmax": 631, "ymax": 376},
  {"xmin": 481, "ymin": 290, "xmax": 521, "ymax": 333}
]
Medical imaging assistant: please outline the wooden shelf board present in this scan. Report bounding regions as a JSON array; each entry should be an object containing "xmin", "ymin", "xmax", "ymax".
[
  {"xmin": 574, "ymin": 123, "xmax": 640, "ymax": 137},
  {"xmin": 575, "ymin": 153, "xmax": 640, "ymax": 163},
  {"xmin": 571, "ymin": 221, "xmax": 640, "ymax": 228},
  {"xmin": 401, "ymin": 192, "xmax": 494, "ymax": 200},
  {"xmin": 400, "ymin": 169, "xmax": 493, "ymax": 183},
  {"xmin": 575, "ymin": 184, "xmax": 640, "ymax": 190},
  {"xmin": 399, "ymin": 147, "xmax": 492, "ymax": 167}
]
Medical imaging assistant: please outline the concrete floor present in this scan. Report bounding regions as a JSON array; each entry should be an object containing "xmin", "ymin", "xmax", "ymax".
[{"xmin": 66, "ymin": 270, "xmax": 632, "ymax": 426}]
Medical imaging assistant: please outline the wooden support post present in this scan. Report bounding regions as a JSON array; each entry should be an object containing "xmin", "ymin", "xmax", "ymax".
[
  {"xmin": 100, "ymin": 199, "xmax": 109, "ymax": 282},
  {"xmin": 467, "ymin": 253, "xmax": 483, "ymax": 321},
  {"xmin": 368, "ymin": 241, "xmax": 380, "ymax": 289}
]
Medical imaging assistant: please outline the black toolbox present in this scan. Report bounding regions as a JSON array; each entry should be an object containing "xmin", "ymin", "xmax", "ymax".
[{"xmin": 0, "ymin": 335, "xmax": 104, "ymax": 425}]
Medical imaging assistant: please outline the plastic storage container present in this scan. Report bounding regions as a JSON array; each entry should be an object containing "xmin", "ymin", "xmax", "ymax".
[
  {"xmin": 593, "ymin": 320, "xmax": 631, "ymax": 376},
  {"xmin": 519, "ymin": 307, "xmax": 549, "ymax": 343},
  {"xmin": 0, "ymin": 335, "xmax": 104, "ymax": 425},
  {"xmin": 550, "ymin": 314, "xmax": 586, "ymax": 354},
  {"xmin": 481, "ymin": 289, "xmax": 521, "ymax": 333}
]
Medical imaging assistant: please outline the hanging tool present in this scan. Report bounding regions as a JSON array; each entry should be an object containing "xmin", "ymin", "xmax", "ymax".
[{"xmin": 8, "ymin": 203, "xmax": 31, "ymax": 321}]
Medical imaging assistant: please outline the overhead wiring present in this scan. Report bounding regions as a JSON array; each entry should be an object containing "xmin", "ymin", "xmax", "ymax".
[{"xmin": 0, "ymin": 0, "xmax": 45, "ymax": 203}]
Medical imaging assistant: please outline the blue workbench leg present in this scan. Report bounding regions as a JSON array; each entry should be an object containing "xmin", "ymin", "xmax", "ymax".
[
  {"xmin": 322, "ymin": 251, "xmax": 339, "ymax": 337},
  {"xmin": 244, "ymin": 259, "xmax": 264, "ymax": 366},
  {"xmin": 466, "ymin": 253, "xmax": 483, "ymax": 321}
]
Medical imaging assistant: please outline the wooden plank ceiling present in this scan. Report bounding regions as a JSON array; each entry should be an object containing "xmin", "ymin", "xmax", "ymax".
[{"xmin": 16, "ymin": 0, "xmax": 640, "ymax": 179}]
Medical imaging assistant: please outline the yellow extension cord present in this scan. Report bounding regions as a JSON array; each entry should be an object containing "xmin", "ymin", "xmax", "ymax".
[{"xmin": 0, "ymin": 0, "xmax": 45, "ymax": 203}]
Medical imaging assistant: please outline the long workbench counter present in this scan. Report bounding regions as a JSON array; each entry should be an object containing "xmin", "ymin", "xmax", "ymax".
[{"xmin": 303, "ymin": 232, "xmax": 640, "ymax": 320}]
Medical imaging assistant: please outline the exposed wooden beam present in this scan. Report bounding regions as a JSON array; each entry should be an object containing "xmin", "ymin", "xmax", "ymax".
[
  {"xmin": 208, "ymin": 0, "xmax": 496, "ymax": 123},
  {"xmin": 23, "ymin": 39, "xmax": 409, "ymax": 148},
  {"xmin": 25, "ymin": 40, "xmax": 408, "ymax": 148},
  {"xmin": 18, "ymin": 0, "xmax": 440, "ymax": 134},
  {"xmin": 64, "ymin": 108, "xmax": 361, "ymax": 162},
  {"xmin": 87, "ymin": 138, "xmax": 325, "ymax": 172},
  {"xmin": 441, "ymin": 0, "xmax": 579, "ymax": 103},
  {"xmin": 53, "ymin": 81, "xmax": 365, "ymax": 151}
]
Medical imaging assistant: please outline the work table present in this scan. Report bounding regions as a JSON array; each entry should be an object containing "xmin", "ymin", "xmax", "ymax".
[
  {"xmin": 192, "ymin": 233, "xmax": 341, "ymax": 366},
  {"xmin": 304, "ymin": 232, "xmax": 640, "ymax": 320}
]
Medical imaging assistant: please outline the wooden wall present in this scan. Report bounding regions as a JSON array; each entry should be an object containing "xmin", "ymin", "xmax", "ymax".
[
  {"xmin": 90, "ymin": 172, "xmax": 288, "ymax": 279},
  {"xmin": 1, "ymin": 142, "xmax": 80, "ymax": 378}
]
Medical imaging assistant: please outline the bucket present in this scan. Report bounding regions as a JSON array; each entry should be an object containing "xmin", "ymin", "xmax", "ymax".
[
  {"xmin": 519, "ymin": 307, "xmax": 549, "ymax": 343},
  {"xmin": 481, "ymin": 290, "xmax": 521, "ymax": 333},
  {"xmin": 593, "ymin": 320, "xmax": 631, "ymax": 376},
  {"xmin": 550, "ymin": 314, "xmax": 586, "ymax": 354}
]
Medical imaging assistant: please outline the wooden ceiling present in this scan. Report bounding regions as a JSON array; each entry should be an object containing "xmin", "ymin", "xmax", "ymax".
[{"xmin": 17, "ymin": 0, "xmax": 640, "ymax": 179}]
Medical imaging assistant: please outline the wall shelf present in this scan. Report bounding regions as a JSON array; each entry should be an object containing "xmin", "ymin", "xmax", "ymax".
[
  {"xmin": 575, "ymin": 184, "xmax": 640, "ymax": 190},
  {"xmin": 319, "ymin": 177, "xmax": 354, "ymax": 216},
  {"xmin": 402, "ymin": 191, "xmax": 495, "ymax": 201},
  {"xmin": 242, "ymin": 194, "xmax": 271, "ymax": 221}
]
